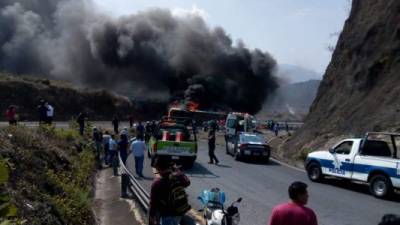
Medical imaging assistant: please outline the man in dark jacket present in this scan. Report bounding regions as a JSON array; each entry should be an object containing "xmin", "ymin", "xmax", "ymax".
[{"xmin": 149, "ymin": 157, "xmax": 190, "ymax": 225}]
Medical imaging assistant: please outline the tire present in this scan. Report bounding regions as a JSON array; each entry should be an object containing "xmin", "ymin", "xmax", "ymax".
[
  {"xmin": 183, "ymin": 159, "xmax": 195, "ymax": 169},
  {"xmin": 234, "ymin": 149, "xmax": 241, "ymax": 161},
  {"xmin": 263, "ymin": 156, "xmax": 270, "ymax": 164},
  {"xmin": 369, "ymin": 174, "xmax": 393, "ymax": 198},
  {"xmin": 306, "ymin": 162, "xmax": 323, "ymax": 182}
]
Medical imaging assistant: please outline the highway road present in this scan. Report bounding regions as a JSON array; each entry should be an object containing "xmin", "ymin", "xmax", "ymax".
[
  {"xmin": 2, "ymin": 121, "xmax": 398, "ymax": 224},
  {"xmin": 126, "ymin": 130, "xmax": 400, "ymax": 225}
]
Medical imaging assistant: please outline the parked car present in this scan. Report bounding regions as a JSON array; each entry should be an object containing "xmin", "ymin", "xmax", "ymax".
[{"xmin": 226, "ymin": 132, "xmax": 270, "ymax": 163}]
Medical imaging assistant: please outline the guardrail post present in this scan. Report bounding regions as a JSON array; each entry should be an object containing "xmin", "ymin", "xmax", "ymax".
[{"xmin": 121, "ymin": 173, "xmax": 129, "ymax": 197}]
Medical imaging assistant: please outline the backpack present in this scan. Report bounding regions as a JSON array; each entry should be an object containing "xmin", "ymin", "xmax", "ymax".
[{"xmin": 167, "ymin": 173, "xmax": 191, "ymax": 215}]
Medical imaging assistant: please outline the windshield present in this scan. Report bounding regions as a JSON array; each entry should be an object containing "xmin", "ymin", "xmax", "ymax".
[{"xmin": 240, "ymin": 135, "xmax": 264, "ymax": 143}]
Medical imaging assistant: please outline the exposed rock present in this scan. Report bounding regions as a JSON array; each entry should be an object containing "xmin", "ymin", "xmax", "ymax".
[{"xmin": 283, "ymin": 0, "xmax": 400, "ymax": 154}]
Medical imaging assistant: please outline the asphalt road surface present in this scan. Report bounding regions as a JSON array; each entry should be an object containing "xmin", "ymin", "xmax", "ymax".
[{"xmin": 126, "ymin": 131, "xmax": 400, "ymax": 225}]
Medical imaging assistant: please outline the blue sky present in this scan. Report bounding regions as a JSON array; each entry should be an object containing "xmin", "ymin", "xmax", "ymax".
[{"xmin": 93, "ymin": 0, "xmax": 350, "ymax": 75}]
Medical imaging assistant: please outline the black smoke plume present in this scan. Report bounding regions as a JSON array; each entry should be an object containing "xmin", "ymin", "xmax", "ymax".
[{"xmin": 0, "ymin": 0, "xmax": 278, "ymax": 114}]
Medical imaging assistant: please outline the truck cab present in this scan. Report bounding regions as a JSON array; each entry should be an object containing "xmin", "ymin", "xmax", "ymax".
[
  {"xmin": 148, "ymin": 117, "xmax": 198, "ymax": 168},
  {"xmin": 305, "ymin": 132, "xmax": 400, "ymax": 198}
]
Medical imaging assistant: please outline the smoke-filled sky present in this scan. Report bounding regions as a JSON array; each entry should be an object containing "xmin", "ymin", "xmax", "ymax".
[
  {"xmin": 0, "ymin": 0, "xmax": 278, "ymax": 113},
  {"xmin": 93, "ymin": 0, "xmax": 350, "ymax": 74}
]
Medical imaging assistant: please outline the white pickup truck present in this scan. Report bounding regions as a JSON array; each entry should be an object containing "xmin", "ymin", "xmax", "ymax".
[{"xmin": 305, "ymin": 132, "xmax": 400, "ymax": 198}]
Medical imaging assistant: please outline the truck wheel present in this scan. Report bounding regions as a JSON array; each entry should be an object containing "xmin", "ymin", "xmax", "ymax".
[
  {"xmin": 183, "ymin": 159, "xmax": 195, "ymax": 169},
  {"xmin": 369, "ymin": 175, "xmax": 393, "ymax": 198},
  {"xmin": 307, "ymin": 163, "xmax": 323, "ymax": 182}
]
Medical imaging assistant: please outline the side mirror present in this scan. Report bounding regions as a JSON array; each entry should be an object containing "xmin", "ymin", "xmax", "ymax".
[{"xmin": 328, "ymin": 148, "xmax": 335, "ymax": 154}]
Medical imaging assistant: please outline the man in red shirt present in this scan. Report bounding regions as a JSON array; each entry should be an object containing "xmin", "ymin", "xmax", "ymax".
[{"xmin": 269, "ymin": 181, "xmax": 318, "ymax": 225}]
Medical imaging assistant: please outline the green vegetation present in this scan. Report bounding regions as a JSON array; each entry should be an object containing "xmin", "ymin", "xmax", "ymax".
[
  {"xmin": 0, "ymin": 124, "xmax": 96, "ymax": 225},
  {"xmin": 296, "ymin": 148, "xmax": 314, "ymax": 161}
]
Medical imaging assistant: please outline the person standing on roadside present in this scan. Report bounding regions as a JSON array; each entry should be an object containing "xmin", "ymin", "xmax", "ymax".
[
  {"xmin": 118, "ymin": 132, "xmax": 129, "ymax": 165},
  {"xmin": 112, "ymin": 114, "xmax": 119, "ymax": 134},
  {"xmin": 37, "ymin": 99, "xmax": 47, "ymax": 125},
  {"xmin": 5, "ymin": 105, "xmax": 17, "ymax": 125},
  {"xmin": 208, "ymin": 127, "xmax": 219, "ymax": 164},
  {"xmin": 136, "ymin": 121, "xmax": 145, "ymax": 137},
  {"xmin": 269, "ymin": 181, "xmax": 318, "ymax": 225},
  {"xmin": 77, "ymin": 112, "xmax": 86, "ymax": 136},
  {"xmin": 130, "ymin": 134, "xmax": 146, "ymax": 177},
  {"xmin": 109, "ymin": 134, "xmax": 118, "ymax": 176},
  {"xmin": 128, "ymin": 114, "xmax": 134, "ymax": 128},
  {"xmin": 149, "ymin": 157, "xmax": 191, "ymax": 225},
  {"xmin": 273, "ymin": 123, "xmax": 279, "ymax": 136},
  {"xmin": 46, "ymin": 102, "xmax": 54, "ymax": 125},
  {"xmin": 102, "ymin": 131, "xmax": 111, "ymax": 165},
  {"xmin": 92, "ymin": 127, "xmax": 103, "ymax": 167}
]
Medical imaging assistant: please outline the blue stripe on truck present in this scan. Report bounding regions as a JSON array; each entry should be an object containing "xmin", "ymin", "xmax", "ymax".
[{"xmin": 307, "ymin": 157, "xmax": 400, "ymax": 179}]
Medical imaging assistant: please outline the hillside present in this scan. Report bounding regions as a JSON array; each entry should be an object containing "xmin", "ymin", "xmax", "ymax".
[
  {"xmin": 277, "ymin": 64, "xmax": 322, "ymax": 84},
  {"xmin": 282, "ymin": 0, "xmax": 400, "ymax": 157},
  {"xmin": 0, "ymin": 74, "xmax": 166, "ymax": 121},
  {"xmin": 0, "ymin": 125, "xmax": 96, "ymax": 224},
  {"xmin": 258, "ymin": 80, "xmax": 320, "ymax": 121}
]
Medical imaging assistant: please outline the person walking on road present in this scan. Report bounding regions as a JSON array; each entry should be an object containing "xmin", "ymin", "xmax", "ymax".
[
  {"xmin": 118, "ymin": 132, "xmax": 129, "ymax": 165},
  {"xmin": 5, "ymin": 105, "xmax": 17, "ymax": 125},
  {"xmin": 46, "ymin": 102, "xmax": 54, "ymax": 125},
  {"xmin": 268, "ymin": 181, "xmax": 318, "ymax": 225},
  {"xmin": 208, "ymin": 127, "xmax": 219, "ymax": 164},
  {"xmin": 109, "ymin": 134, "xmax": 118, "ymax": 176},
  {"xmin": 77, "ymin": 112, "xmax": 86, "ymax": 136},
  {"xmin": 149, "ymin": 157, "xmax": 191, "ymax": 225},
  {"xmin": 112, "ymin": 114, "xmax": 119, "ymax": 134},
  {"xmin": 130, "ymin": 134, "xmax": 146, "ymax": 177}
]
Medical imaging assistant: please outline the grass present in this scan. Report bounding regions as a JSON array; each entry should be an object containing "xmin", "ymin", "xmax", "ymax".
[{"xmin": 0, "ymin": 124, "xmax": 96, "ymax": 224}]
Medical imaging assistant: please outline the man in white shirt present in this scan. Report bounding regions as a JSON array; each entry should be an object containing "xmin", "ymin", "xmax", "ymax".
[
  {"xmin": 45, "ymin": 102, "xmax": 54, "ymax": 125},
  {"xmin": 130, "ymin": 134, "xmax": 147, "ymax": 177}
]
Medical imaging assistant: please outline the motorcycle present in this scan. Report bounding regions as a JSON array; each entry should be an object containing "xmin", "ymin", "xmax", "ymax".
[{"xmin": 198, "ymin": 188, "xmax": 242, "ymax": 225}]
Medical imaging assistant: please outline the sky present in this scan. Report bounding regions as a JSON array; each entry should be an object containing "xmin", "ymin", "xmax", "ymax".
[{"xmin": 92, "ymin": 0, "xmax": 350, "ymax": 75}]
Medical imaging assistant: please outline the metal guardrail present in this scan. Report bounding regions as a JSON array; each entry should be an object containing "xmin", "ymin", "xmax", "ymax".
[{"xmin": 119, "ymin": 156, "xmax": 150, "ymax": 212}]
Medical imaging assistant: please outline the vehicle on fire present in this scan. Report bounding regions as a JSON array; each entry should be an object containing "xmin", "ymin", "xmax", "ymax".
[
  {"xmin": 148, "ymin": 116, "xmax": 198, "ymax": 168},
  {"xmin": 226, "ymin": 132, "xmax": 270, "ymax": 163},
  {"xmin": 305, "ymin": 132, "xmax": 400, "ymax": 198}
]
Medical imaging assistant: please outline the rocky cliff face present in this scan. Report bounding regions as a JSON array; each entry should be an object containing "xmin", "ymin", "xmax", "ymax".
[{"xmin": 283, "ymin": 0, "xmax": 400, "ymax": 154}]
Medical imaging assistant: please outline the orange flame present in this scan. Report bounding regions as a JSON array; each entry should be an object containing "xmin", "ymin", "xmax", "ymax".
[{"xmin": 186, "ymin": 101, "xmax": 199, "ymax": 112}]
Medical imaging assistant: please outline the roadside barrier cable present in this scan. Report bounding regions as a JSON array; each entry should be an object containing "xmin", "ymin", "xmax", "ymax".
[{"xmin": 119, "ymin": 156, "xmax": 150, "ymax": 212}]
